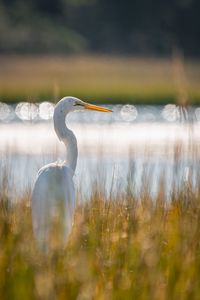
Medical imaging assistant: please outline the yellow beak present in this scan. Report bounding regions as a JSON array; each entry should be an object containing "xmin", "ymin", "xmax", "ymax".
[{"xmin": 84, "ymin": 103, "xmax": 112, "ymax": 112}]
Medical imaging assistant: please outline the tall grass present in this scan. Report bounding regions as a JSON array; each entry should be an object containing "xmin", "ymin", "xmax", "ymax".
[
  {"xmin": 1, "ymin": 53, "xmax": 200, "ymax": 299},
  {"xmin": 0, "ymin": 155, "xmax": 200, "ymax": 299}
]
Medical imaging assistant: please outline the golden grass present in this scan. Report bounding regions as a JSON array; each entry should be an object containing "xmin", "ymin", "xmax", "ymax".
[
  {"xmin": 0, "ymin": 165, "xmax": 200, "ymax": 299},
  {"xmin": 0, "ymin": 54, "xmax": 200, "ymax": 298},
  {"xmin": 0, "ymin": 55, "xmax": 200, "ymax": 103}
]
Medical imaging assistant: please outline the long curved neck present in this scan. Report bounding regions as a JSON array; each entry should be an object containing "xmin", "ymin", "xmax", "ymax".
[{"xmin": 53, "ymin": 111, "xmax": 78, "ymax": 172}]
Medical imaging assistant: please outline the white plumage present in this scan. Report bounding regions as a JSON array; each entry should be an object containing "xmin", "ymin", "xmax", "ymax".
[{"xmin": 31, "ymin": 96, "xmax": 111, "ymax": 249}]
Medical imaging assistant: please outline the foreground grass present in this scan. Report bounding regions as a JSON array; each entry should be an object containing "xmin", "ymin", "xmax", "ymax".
[
  {"xmin": 0, "ymin": 181, "xmax": 200, "ymax": 299},
  {"xmin": 0, "ymin": 55, "xmax": 200, "ymax": 104}
]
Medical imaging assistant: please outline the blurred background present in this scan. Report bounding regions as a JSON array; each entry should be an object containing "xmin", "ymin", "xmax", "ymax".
[
  {"xmin": 0, "ymin": 0, "xmax": 200, "ymax": 56},
  {"xmin": 0, "ymin": 0, "xmax": 199, "ymax": 103},
  {"xmin": 1, "ymin": 3, "xmax": 200, "ymax": 298}
]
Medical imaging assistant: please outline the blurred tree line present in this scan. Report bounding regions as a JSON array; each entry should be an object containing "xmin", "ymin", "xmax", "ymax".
[{"xmin": 0, "ymin": 0, "xmax": 199, "ymax": 56}]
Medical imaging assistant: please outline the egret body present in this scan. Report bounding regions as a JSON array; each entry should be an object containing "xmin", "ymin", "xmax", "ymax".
[{"xmin": 31, "ymin": 96, "xmax": 111, "ymax": 249}]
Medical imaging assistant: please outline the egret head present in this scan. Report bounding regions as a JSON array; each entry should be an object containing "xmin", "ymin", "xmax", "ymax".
[{"xmin": 55, "ymin": 96, "xmax": 112, "ymax": 115}]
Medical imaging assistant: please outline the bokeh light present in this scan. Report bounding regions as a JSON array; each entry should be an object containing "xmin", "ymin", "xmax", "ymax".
[
  {"xmin": 0, "ymin": 102, "xmax": 13, "ymax": 121},
  {"xmin": 120, "ymin": 105, "xmax": 138, "ymax": 122},
  {"xmin": 39, "ymin": 102, "xmax": 55, "ymax": 120},
  {"xmin": 15, "ymin": 102, "xmax": 38, "ymax": 121},
  {"xmin": 161, "ymin": 104, "xmax": 180, "ymax": 122}
]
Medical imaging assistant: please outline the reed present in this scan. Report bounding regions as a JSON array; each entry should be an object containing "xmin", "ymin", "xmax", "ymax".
[
  {"xmin": 0, "ymin": 53, "xmax": 200, "ymax": 299},
  {"xmin": 0, "ymin": 154, "xmax": 200, "ymax": 299}
]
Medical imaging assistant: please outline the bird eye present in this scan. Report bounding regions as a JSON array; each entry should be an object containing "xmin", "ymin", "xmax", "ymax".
[{"xmin": 75, "ymin": 102, "xmax": 82, "ymax": 106}]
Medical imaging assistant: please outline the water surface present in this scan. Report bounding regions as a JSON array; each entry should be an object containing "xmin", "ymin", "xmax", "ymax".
[{"xmin": 0, "ymin": 102, "xmax": 200, "ymax": 200}]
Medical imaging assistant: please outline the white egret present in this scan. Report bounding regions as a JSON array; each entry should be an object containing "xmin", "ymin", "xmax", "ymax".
[{"xmin": 31, "ymin": 96, "xmax": 112, "ymax": 249}]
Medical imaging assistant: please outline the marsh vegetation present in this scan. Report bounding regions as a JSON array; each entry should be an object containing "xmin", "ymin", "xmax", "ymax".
[
  {"xmin": 0, "ymin": 54, "xmax": 200, "ymax": 299},
  {"xmin": 1, "ymin": 153, "xmax": 200, "ymax": 299}
]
